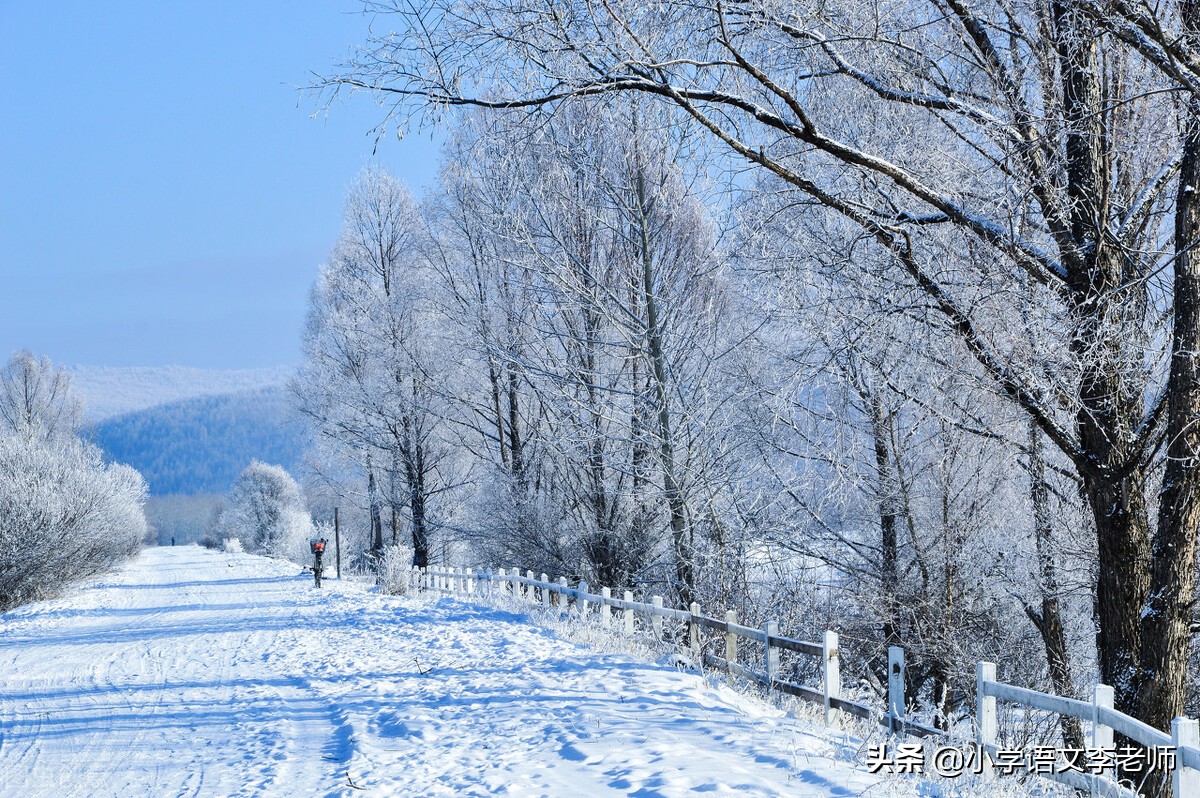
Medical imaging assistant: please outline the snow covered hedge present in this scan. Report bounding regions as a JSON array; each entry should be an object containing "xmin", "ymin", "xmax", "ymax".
[{"xmin": 0, "ymin": 430, "xmax": 148, "ymax": 611}]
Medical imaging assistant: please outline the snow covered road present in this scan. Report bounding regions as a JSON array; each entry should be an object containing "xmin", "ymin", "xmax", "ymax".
[{"xmin": 0, "ymin": 547, "xmax": 910, "ymax": 797}]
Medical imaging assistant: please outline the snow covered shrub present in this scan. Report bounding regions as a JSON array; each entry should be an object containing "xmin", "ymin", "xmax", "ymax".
[
  {"xmin": 217, "ymin": 461, "xmax": 313, "ymax": 564},
  {"xmin": 378, "ymin": 543, "xmax": 415, "ymax": 595},
  {"xmin": 0, "ymin": 431, "xmax": 147, "ymax": 611},
  {"xmin": 222, "ymin": 537, "xmax": 244, "ymax": 554},
  {"xmin": 0, "ymin": 352, "xmax": 148, "ymax": 611}
]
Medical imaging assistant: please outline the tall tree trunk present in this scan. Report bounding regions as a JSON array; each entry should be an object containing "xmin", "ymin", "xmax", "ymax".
[
  {"xmin": 1027, "ymin": 420, "xmax": 1084, "ymax": 748},
  {"xmin": 868, "ymin": 387, "xmax": 901, "ymax": 648},
  {"xmin": 507, "ymin": 370, "xmax": 524, "ymax": 480},
  {"xmin": 367, "ymin": 458, "xmax": 384, "ymax": 562},
  {"xmin": 488, "ymin": 358, "xmax": 509, "ymax": 468},
  {"xmin": 401, "ymin": 406, "xmax": 431, "ymax": 568},
  {"xmin": 1051, "ymin": 0, "xmax": 1152, "ymax": 717},
  {"xmin": 1135, "ymin": 1, "xmax": 1200, "ymax": 744},
  {"xmin": 633, "ymin": 162, "xmax": 694, "ymax": 607}
]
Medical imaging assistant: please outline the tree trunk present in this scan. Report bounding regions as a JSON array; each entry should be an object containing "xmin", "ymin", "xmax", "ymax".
[
  {"xmin": 488, "ymin": 357, "xmax": 508, "ymax": 468},
  {"xmin": 633, "ymin": 162, "xmax": 694, "ymax": 607},
  {"xmin": 1051, "ymin": 0, "xmax": 1153, "ymax": 717},
  {"xmin": 507, "ymin": 370, "xmax": 524, "ymax": 480},
  {"xmin": 868, "ymin": 387, "xmax": 901, "ymax": 647},
  {"xmin": 367, "ymin": 459, "xmax": 384, "ymax": 561},
  {"xmin": 1135, "ymin": 3, "xmax": 1200, "ymax": 743},
  {"xmin": 401, "ymin": 409, "xmax": 431, "ymax": 569},
  {"xmin": 1028, "ymin": 421, "xmax": 1084, "ymax": 749}
]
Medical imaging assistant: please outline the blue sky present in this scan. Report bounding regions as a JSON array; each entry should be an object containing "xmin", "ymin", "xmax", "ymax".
[{"xmin": 0, "ymin": 1, "xmax": 441, "ymax": 369}]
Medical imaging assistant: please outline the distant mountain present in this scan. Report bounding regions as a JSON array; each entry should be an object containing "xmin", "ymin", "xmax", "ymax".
[
  {"xmin": 70, "ymin": 364, "xmax": 295, "ymax": 422},
  {"xmin": 89, "ymin": 386, "xmax": 308, "ymax": 495}
]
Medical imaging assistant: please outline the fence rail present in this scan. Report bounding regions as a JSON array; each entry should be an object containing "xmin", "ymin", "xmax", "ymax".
[{"xmin": 415, "ymin": 565, "xmax": 1199, "ymax": 798}]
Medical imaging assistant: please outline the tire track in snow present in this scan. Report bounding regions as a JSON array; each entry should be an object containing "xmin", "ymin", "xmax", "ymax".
[
  {"xmin": 2, "ymin": 548, "xmax": 917, "ymax": 798},
  {"xmin": 0, "ymin": 549, "xmax": 346, "ymax": 797}
]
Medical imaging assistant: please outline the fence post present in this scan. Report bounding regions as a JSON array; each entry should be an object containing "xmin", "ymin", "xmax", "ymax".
[
  {"xmin": 578, "ymin": 582, "xmax": 589, "ymax": 618},
  {"xmin": 557, "ymin": 576, "xmax": 568, "ymax": 608},
  {"xmin": 623, "ymin": 590, "xmax": 634, "ymax": 634},
  {"xmin": 651, "ymin": 596, "xmax": 664, "ymax": 639},
  {"xmin": 823, "ymin": 631, "xmax": 841, "ymax": 728},
  {"xmin": 976, "ymin": 661, "xmax": 996, "ymax": 777},
  {"xmin": 497, "ymin": 568, "xmax": 506, "ymax": 598},
  {"xmin": 725, "ymin": 610, "xmax": 737, "ymax": 674},
  {"xmin": 1173, "ymin": 717, "xmax": 1199, "ymax": 798},
  {"xmin": 689, "ymin": 602, "xmax": 701, "ymax": 663},
  {"xmin": 467, "ymin": 568, "xmax": 476, "ymax": 595},
  {"xmin": 765, "ymin": 620, "xmax": 779, "ymax": 700},
  {"xmin": 523, "ymin": 570, "xmax": 533, "ymax": 602},
  {"xmin": 1092, "ymin": 686, "xmax": 1115, "ymax": 741},
  {"xmin": 601, "ymin": 587, "xmax": 612, "ymax": 626},
  {"xmin": 1092, "ymin": 682, "xmax": 1114, "ymax": 783},
  {"xmin": 541, "ymin": 574, "xmax": 550, "ymax": 607},
  {"xmin": 888, "ymin": 646, "xmax": 906, "ymax": 736}
]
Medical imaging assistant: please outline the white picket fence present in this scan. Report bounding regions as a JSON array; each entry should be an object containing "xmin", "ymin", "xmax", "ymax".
[{"xmin": 415, "ymin": 565, "xmax": 1200, "ymax": 798}]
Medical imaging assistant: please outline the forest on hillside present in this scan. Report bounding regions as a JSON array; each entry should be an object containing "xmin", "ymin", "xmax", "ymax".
[{"xmin": 91, "ymin": 387, "xmax": 307, "ymax": 495}]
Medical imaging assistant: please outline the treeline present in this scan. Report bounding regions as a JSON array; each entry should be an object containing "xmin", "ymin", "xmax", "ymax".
[
  {"xmin": 297, "ymin": 0, "xmax": 1200, "ymax": 758},
  {"xmin": 0, "ymin": 352, "xmax": 147, "ymax": 611},
  {"xmin": 293, "ymin": 102, "xmax": 1082, "ymax": 739}
]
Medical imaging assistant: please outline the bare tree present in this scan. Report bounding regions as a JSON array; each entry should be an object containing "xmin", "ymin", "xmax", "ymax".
[
  {"xmin": 295, "ymin": 167, "xmax": 452, "ymax": 569},
  {"xmin": 0, "ymin": 350, "xmax": 84, "ymax": 442}
]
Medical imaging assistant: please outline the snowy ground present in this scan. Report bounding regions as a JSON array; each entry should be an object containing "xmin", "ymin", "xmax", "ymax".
[{"xmin": 0, "ymin": 547, "xmax": 920, "ymax": 797}]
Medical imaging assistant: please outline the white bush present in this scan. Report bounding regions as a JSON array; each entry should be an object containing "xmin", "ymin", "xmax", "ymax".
[
  {"xmin": 378, "ymin": 543, "xmax": 415, "ymax": 595},
  {"xmin": 222, "ymin": 537, "xmax": 244, "ymax": 554},
  {"xmin": 217, "ymin": 461, "xmax": 312, "ymax": 564},
  {"xmin": 0, "ymin": 431, "xmax": 147, "ymax": 611}
]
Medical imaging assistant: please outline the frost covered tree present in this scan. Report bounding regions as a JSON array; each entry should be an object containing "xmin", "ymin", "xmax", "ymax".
[
  {"xmin": 320, "ymin": 0, "xmax": 1200, "ymax": 740},
  {"xmin": 295, "ymin": 167, "xmax": 452, "ymax": 569},
  {"xmin": 218, "ymin": 461, "xmax": 312, "ymax": 562},
  {"xmin": 0, "ymin": 350, "xmax": 83, "ymax": 441},
  {"xmin": 423, "ymin": 102, "xmax": 750, "ymax": 605},
  {"xmin": 0, "ymin": 353, "xmax": 146, "ymax": 611},
  {"xmin": 732, "ymin": 182, "xmax": 1093, "ymax": 735}
]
